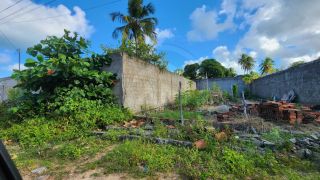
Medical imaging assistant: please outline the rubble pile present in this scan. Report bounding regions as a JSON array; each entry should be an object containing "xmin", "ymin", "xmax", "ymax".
[
  {"xmin": 217, "ymin": 101, "xmax": 320, "ymax": 125},
  {"xmin": 257, "ymin": 101, "xmax": 320, "ymax": 125}
]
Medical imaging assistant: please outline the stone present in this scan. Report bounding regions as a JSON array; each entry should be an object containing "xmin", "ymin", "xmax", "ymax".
[
  {"xmin": 261, "ymin": 139, "xmax": 276, "ymax": 148},
  {"xmin": 310, "ymin": 134, "xmax": 318, "ymax": 140},
  {"xmin": 289, "ymin": 138, "xmax": 297, "ymax": 144},
  {"xmin": 31, "ymin": 167, "xmax": 47, "ymax": 175},
  {"xmin": 213, "ymin": 105, "xmax": 230, "ymax": 113}
]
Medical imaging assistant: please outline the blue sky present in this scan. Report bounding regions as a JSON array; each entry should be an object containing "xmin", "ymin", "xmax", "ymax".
[{"xmin": 1, "ymin": 0, "xmax": 320, "ymax": 77}]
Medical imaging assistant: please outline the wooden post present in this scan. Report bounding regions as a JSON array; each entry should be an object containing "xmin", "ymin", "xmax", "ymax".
[
  {"xmin": 179, "ymin": 81, "xmax": 184, "ymax": 125},
  {"xmin": 242, "ymin": 91, "xmax": 248, "ymax": 119}
]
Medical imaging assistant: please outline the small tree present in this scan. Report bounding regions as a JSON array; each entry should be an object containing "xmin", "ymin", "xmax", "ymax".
[
  {"xmin": 183, "ymin": 63, "xmax": 199, "ymax": 80},
  {"xmin": 12, "ymin": 30, "xmax": 116, "ymax": 117}
]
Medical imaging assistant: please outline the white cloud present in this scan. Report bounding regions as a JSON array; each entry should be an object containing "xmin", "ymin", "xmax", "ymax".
[
  {"xmin": 0, "ymin": 0, "xmax": 93, "ymax": 49},
  {"xmin": 156, "ymin": 28, "xmax": 174, "ymax": 42},
  {"xmin": 187, "ymin": 2, "xmax": 236, "ymax": 41},
  {"xmin": 183, "ymin": 56, "xmax": 208, "ymax": 67},
  {"xmin": 7, "ymin": 63, "xmax": 27, "ymax": 71},
  {"xmin": 236, "ymin": 0, "xmax": 320, "ymax": 67},
  {"xmin": 212, "ymin": 46, "xmax": 242, "ymax": 74},
  {"xmin": 145, "ymin": 28, "xmax": 175, "ymax": 45}
]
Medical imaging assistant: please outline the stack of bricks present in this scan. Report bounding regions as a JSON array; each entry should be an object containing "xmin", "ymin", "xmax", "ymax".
[
  {"xmin": 257, "ymin": 101, "xmax": 320, "ymax": 125},
  {"xmin": 217, "ymin": 112, "xmax": 231, "ymax": 122}
]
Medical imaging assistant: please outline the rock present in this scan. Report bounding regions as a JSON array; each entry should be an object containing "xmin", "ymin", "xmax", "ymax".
[
  {"xmin": 194, "ymin": 139, "xmax": 207, "ymax": 150},
  {"xmin": 289, "ymin": 138, "xmax": 297, "ymax": 144},
  {"xmin": 310, "ymin": 134, "xmax": 318, "ymax": 140},
  {"xmin": 261, "ymin": 139, "xmax": 276, "ymax": 148},
  {"xmin": 31, "ymin": 167, "xmax": 47, "ymax": 175},
  {"xmin": 297, "ymin": 148, "xmax": 312, "ymax": 158},
  {"xmin": 213, "ymin": 105, "xmax": 230, "ymax": 113},
  {"xmin": 250, "ymin": 126, "xmax": 258, "ymax": 134}
]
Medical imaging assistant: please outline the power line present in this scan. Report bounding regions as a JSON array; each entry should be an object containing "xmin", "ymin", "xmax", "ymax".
[
  {"xmin": 0, "ymin": 1, "xmax": 33, "ymax": 22},
  {"xmin": 0, "ymin": 29, "xmax": 16, "ymax": 49},
  {"xmin": 0, "ymin": 0, "xmax": 122, "ymax": 25},
  {"xmin": 0, "ymin": 0, "xmax": 25, "ymax": 14},
  {"xmin": 0, "ymin": 0, "xmax": 60, "ymax": 23}
]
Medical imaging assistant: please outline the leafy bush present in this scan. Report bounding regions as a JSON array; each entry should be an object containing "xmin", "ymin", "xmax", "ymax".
[
  {"xmin": 105, "ymin": 40, "xmax": 168, "ymax": 70},
  {"xmin": 11, "ymin": 30, "xmax": 116, "ymax": 118},
  {"xmin": 176, "ymin": 90, "xmax": 210, "ymax": 110},
  {"xmin": 221, "ymin": 148, "xmax": 253, "ymax": 176},
  {"xmin": 232, "ymin": 84, "xmax": 238, "ymax": 98}
]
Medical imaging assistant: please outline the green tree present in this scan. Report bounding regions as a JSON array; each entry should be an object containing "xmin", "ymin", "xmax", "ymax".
[
  {"xmin": 238, "ymin": 54, "xmax": 255, "ymax": 74},
  {"xmin": 174, "ymin": 69, "xmax": 184, "ymax": 76},
  {"xmin": 199, "ymin": 59, "xmax": 226, "ymax": 78},
  {"xmin": 183, "ymin": 63, "xmax": 199, "ymax": 80},
  {"xmin": 242, "ymin": 71, "xmax": 260, "ymax": 84},
  {"xmin": 12, "ymin": 30, "xmax": 116, "ymax": 116},
  {"xmin": 290, "ymin": 60, "xmax": 305, "ymax": 68},
  {"xmin": 110, "ymin": 0, "xmax": 158, "ymax": 46},
  {"xmin": 225, "ymin": 67, "xmax": 237, "ymax": 77},
  {"xmin": 259, "ymin": 57, "xmax": 275, "ymax": 75}
]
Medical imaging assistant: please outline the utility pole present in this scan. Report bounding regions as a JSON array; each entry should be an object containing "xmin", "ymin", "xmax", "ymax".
[{"xmin": 17, "ymin": 48, "xmax": 21, "ymax": 71}]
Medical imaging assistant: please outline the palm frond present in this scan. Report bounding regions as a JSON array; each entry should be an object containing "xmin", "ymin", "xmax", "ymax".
[{"xmin": 110, "ymin": 12, "xmax": 128, "ymax": 24}]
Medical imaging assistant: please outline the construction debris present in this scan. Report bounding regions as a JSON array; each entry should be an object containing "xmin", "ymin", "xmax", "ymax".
[{"xmin": 228, "ymin": 101, "xmax": 320, "ymax": 125}]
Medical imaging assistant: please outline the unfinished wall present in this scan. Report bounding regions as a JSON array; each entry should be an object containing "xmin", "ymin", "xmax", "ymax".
[
  {"xmin": 250, "ymin": 59, "xmax": 320, "ymax": 104},
  {"xmin": 0, "ymin": 77, "xmax": 17, "ymax": 102},
  {"xmin": 105, "ymin": 53, "xmax": 196, "ymax": 112},
  {"xmin": 196, "ymin": 76, "xmax": 247, "ymax": 96}
]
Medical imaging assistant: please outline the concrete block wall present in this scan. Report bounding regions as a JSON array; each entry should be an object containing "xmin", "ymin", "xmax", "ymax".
[
  {"xmin": 196, "ymin": 76, "xmax": 247, "ymax": 96},
  {"xmin": 0, "ymin": 77, "xmax": 17, "ymax": 102},
  {"xmin": 250, "ymin": 59, "xmax": 320, "ymax": 104},
  {"xmin": 105, "ymin": 53, "xmax": 196, "ymax": 112}
]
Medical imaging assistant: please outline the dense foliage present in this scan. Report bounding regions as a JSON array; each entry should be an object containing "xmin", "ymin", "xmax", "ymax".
[
  {"xmin": 105, "ymin": 40, "xmax": 168, "ymax": 70},
  {"xmin": 183, "ymin": 59, "xmax": 236, "ymax": 80},
  {"xmin": 10, "ymin": 30, "xmax": 117, "ymax": 117},
  {"xmin": 242, "ymin": 71, "xmax": 260, "ymax": 84}
]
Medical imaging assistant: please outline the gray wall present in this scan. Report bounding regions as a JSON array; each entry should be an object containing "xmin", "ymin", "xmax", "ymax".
[
  {"xmin": 0, "ymin": 77, "xmax": 17, "ymax": 102},
  {"xmin": 250, "ymin": 59, "xmax": 320, "ymax": 104},
  {"xmin": 196, "ymin": 76, "xmax": 247, "ymax": 96},
  {"xmin": 105, "ymin": 53, "xmax": 196, "ymax": 112}
]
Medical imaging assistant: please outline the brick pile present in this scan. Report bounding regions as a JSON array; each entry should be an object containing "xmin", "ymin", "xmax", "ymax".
[{"xmin": 257, "ymin": 101, "xmax": 320, "ymax": 125}]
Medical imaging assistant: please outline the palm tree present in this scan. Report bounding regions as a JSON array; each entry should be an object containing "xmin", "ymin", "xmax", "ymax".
[
  {"xmin": 110, "ymin": 0, "xmax": 158, "ymax": 46},
  {"xmin": 259, "ymin": 57, "xmax": 275, "ymax": 75},
  {"xmin": 238, "ymin": 54, "xmax": 255, "ymax": 74}
]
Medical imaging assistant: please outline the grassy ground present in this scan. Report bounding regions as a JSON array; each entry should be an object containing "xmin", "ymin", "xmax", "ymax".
[{"xmin": 2, "ymin": 109, "xmax": 320, "ymax": 179}]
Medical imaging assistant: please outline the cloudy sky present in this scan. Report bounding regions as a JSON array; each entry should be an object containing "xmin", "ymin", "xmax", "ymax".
[{"xmin": 1, "ymin": 0, "xmax": 320, "ymax": 77}]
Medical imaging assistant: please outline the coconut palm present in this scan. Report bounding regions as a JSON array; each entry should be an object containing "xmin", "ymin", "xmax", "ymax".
[
  {"xmin": 110, "ymin": 0, "xmax": 158, "ymax": 46},
  {"xmin": 238, "ymin": 54, "xmax": 255, "ymax": 74},
  {"xmin": 259, "ymin": 57, "xmax": 275, "ymax": 75}
]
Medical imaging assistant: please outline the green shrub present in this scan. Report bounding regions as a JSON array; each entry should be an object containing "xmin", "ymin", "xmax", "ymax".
[
  {"xmin": 100, "ymin": 141, "xmax": 176, "ymax": 175},
  {"xmin": 58, "ymin": 144, "xmax": 83, "ymax": 159},
  {"xmin": 221, "ymin": 148, "xmax": 253, "ymax": 176},
  {"xmin": 232, "ymin": 84, "xmax": 238, "ymax": 98},
  {"xmin": 176, "ymin": 90, "xmax": 210, "ymax": 110}
]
